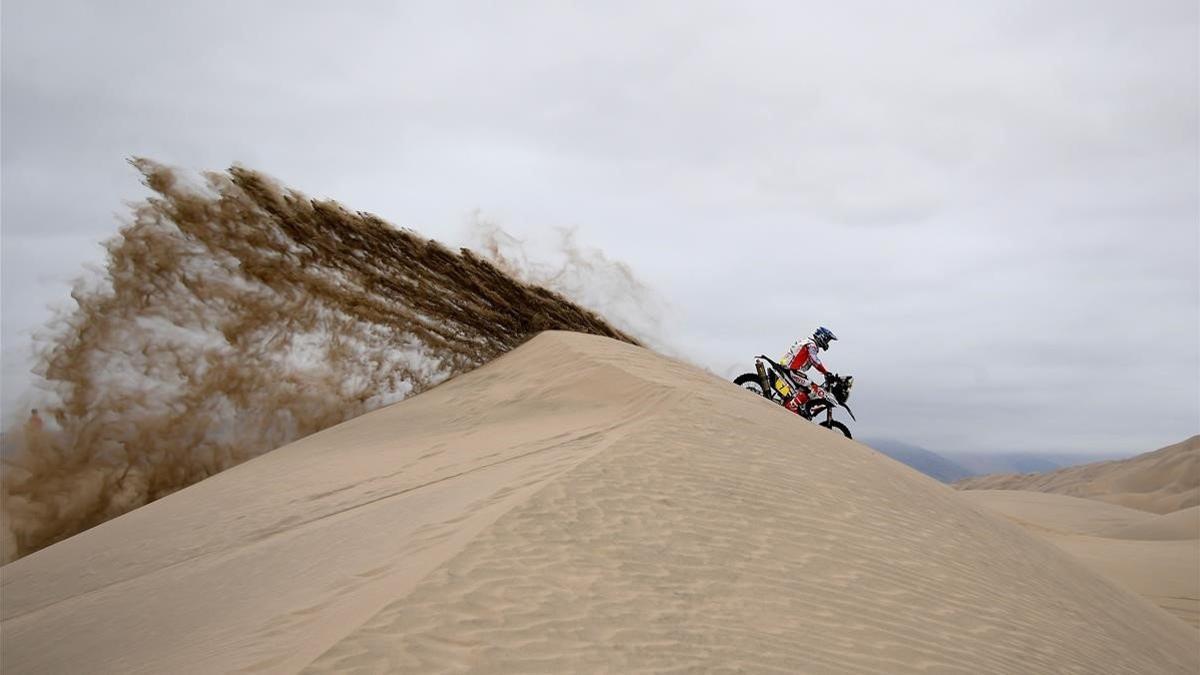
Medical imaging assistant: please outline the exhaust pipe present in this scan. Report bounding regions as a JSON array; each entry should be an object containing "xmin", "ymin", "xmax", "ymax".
[{"xmin": 754, "ymin": 360, "xmax": 771, "ymax": 398}]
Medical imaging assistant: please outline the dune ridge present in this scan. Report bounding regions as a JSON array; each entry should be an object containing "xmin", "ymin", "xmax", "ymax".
[
  {"xmin": 4, "ymin": 332, "xmax": 1197, "ymax": 673},
  {"xmin": 956, "ymin": 435, "xmax": 1199, "ymax": 514}
]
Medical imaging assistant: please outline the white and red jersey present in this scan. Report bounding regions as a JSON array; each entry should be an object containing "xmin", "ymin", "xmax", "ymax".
[{"xmin": 781, "ymin": 338, "xmax": 830, "ymax": 377}]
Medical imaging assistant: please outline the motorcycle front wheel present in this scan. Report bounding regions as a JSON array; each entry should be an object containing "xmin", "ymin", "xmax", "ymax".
[{"xmin": 819, "ymin": 420, "xmax": 852, "ymax": 438}]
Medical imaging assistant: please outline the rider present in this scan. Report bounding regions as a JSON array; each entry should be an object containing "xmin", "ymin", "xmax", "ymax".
[{"xmin": 780, "ymin": 327, "xmax": 837, "ymax": 414}]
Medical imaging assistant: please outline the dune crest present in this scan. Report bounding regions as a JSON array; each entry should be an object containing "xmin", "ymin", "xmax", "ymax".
[{"xmin": 2, "ymin": 333, "xmax": 1196, "ymax": 673}]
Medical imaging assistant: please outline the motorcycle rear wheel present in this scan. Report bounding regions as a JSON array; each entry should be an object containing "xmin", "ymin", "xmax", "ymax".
[{"xmin": 734, "ymin": 372, "xmax": 771, "ymax": 399}]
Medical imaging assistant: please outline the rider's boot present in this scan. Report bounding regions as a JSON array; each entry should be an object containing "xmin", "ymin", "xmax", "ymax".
[{"xmin": 783, "ymin": 392, "xmax": 808, "ymax": 415}]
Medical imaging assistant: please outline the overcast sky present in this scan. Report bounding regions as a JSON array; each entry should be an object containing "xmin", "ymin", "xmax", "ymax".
[{"xmin": 3, "ymin": 0, "xmax": 1197, "ymax": 456}]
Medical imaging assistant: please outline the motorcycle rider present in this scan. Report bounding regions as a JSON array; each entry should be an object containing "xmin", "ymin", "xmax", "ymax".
[{"xmin": 780, "ymin": 326, "xmax": 837, "ymax": 415}]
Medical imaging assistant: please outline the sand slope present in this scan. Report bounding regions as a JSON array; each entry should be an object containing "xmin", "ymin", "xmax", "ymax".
[
  {"xmin": 953, "ymin": 490, "xmax": 1159, "ymax": 536},
  {"xmin": 1100, "ymin": 506, "xmax": 1200, "ymax": 541},
  {"xmin": 2, "ymin": 333, "xmax": 1197, "ymax": 673},
  {"xmin": 960, "ymin": 490, "xmax": 1200, "ymax": 630},
  {"xmin": 957, "ymin": 436, "xmax": 1200, "ymax": 514}
]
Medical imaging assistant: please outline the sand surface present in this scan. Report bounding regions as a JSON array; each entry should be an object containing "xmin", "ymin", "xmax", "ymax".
[
  {"xmin": 960, "ymin": 490, "xmax": 1200, "ymax": 630},
  {"xmin": 953, "ymin": 490, "xmax": 1158, "ymax": 536},
  {"xmin": 3, "ymin": 332, "xmax": 1197, "ymax": 673},
  {"xmin": 1100, "ymin": 506, "xmax": 1200, "ymax": 541},
  {"xmin": 957, "ymin": 436, "xmax": 1199, "ymax": 514}
]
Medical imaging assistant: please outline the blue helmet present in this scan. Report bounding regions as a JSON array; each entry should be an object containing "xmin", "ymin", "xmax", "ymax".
[{"xmin": 813, "ymin": 326, "xmax": 837, "ymax": 350}]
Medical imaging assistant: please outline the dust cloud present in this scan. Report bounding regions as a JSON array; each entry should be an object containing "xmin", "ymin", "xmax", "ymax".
[{"xmin": 1, "ymin": 159, "xmax": 637, "ymax": 563}]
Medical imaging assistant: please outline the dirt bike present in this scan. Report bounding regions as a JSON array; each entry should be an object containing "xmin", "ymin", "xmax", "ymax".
[{"xmin": 733, "ymin": 355, "xmax": 856, "ymax": 438}]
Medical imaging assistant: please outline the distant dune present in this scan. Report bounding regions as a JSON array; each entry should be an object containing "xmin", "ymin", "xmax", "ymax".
[
  {"xmin": 956, "ymin": 435, "xmax": 1199, "ymax": 514},
  {"xmin": 960, "ymin": 490, "xmax": 1199, "ymax": 630},
  {"xmin": 1099, "ymin": 506, "xmax": 1200, "ymax": 541},
  {"xmin": 955, "ymin": 490, "xmax": 1159, "ymax": 536},
  {"xmin": 955, "ymin": 437, "xmax": 1199, "ymax": 628},
  {"xmin": 2, "ymin": 333, "xmax": 1195, "ymax": 673}
]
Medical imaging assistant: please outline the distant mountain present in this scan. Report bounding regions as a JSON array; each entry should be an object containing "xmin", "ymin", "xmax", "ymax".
[
  {"xmin": 943, "ymin": 453, "xmax": 1063, "ymax": 476},
  {"xmin": 943, "ymin": 451, "xmax": 1134, "ymax": 476},
  {"xmin": 955, "ymin": 435, "xmax": 1199, "ymax": 514},
  {"xmin": 860, "ymin": 439, "xmax": 1144, "ymax": 485},
  {"xmin": 862, "ymin": 439, "xmax": 974, "ymax": 483}
]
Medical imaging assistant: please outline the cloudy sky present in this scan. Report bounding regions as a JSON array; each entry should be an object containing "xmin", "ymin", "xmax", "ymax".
[{"xmin": 3, "ymin": 0, "xmax": 1197, "ymax": 456}]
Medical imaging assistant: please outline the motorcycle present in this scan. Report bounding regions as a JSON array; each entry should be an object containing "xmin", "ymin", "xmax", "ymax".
[{"xmin": 733, "ymin": 355, "xmax": 856, "ymax": 438}]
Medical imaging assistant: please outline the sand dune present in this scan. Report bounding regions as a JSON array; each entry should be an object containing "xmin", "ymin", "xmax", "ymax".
[
  {"xmin": 960, "ymin": 490, "xmax": 1200, "ymax": 630},
  {"xmin": 1100, "ymin": 506, "xmax": 1200, "ymax": 541},
  {"xmin": 1051, "ymin": 536, "xmax": 1200, "ymax": 630},
  {"xmin": 954, "ymin": 490, "xmax": 1158, "ymax": 536},
  {"xmin": 957, "ymin": 436, "xmax": 1200, "ymax": 514},
  {"xmin": 3, "ymin": 333, "xmax": 1197, "ymax": 673}
]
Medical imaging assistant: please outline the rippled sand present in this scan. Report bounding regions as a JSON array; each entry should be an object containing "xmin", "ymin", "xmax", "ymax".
[{"xmin": 3, "ymin": 332, "xmax": 1196, "ymax": 673}]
